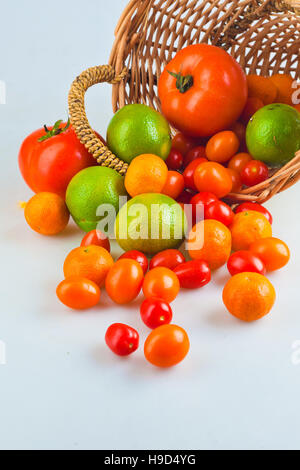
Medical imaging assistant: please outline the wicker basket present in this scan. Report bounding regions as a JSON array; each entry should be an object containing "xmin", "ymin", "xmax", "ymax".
[{"xmin": 68, "ymin": 0, "xmax": 300, "ymax": 203}]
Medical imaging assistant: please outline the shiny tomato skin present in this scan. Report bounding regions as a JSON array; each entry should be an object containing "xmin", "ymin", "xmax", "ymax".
[
  {"xmin": 81, "ymin": 230, "xmax": 111, "ymax": 252},
  {"xmin": 194, "ymin": 162, "xmax": 233, "ymax": 198},
  {"xmin": 118, "ymin": 250, "xmax": 148, "ymax": 274},
  {"xmin": 174, "ymin": 260, "xmax": 211, "ymax": 289},
  {"xmin": 143, "ymin": 267, "xmax": 180, "ymax": 303},
  {"xmin": 172, "ymin": 133, "xmax": 198, "ymax": 156},
  {"xmin": 241, "ymin": 160, "xmax": 269, "ymax": 187},
  {"xmin": 228, "ymin": 153, "xmax": 252, "ymax": 174},
  {"xmin": 204, "ymin": 201, "xmax": 234, "ymax": 227},
  {"xmin": 140, "ymin": 298, "xmax": 173, "ymax": 329},
  {"xmin": 159, "ymin": 44, "xmax": 247, "ymax": 137},
  {"xmin": 105, "ymin": 323, "xmax": 139, "ymax": 357},
  {"xmin": 190, "ymin": 192, "xmax": 218, "ymax": 225},
  {"xmin": 149, "ymin": 249, "xmax": 186, "ymax": 271},
  {"xmin": 227, "ymin": 168, "xmax": 242, "ymax": 193},
  {"xmin": 105, "ymin": 259, "xmax": 144, "ymax": 304},
  {"xmin": 206, "ymin": 131, "xmax": 240, "ymax": 163},
  {"xmin": 18, "ymin": 124, "xmax": 102, "ymax": 198},
  {"xmin": 56, "ymin": 276, "xmax": 101, "ymax": 310},
  {"xmin": 184, "ymin": 146, "xmax": 207, "ymax": 167},
  {"xmin": 162, "ymin": 171, "xmax": 185, "ymax": 199},
  {"xmin": 183, "ymin": 158, "xmax": 208, "ymax": 191},
  {"xmin": 235, "ymin": 202, "xmax": 273, "ymax": 224},
  {"xmin": 227, "ymin": 251, "xmax": 266, "ymax": 276},
  {"xmin": 250, "ymin": 238, "xmax": 290, "ymax": 271},
  {"xmin": 166, "ymin": 149, "xmax": 184, "ymax": 170},
  {"xmin": 144, "ymin": 325, "xmax": 190, "ymax": 368}
]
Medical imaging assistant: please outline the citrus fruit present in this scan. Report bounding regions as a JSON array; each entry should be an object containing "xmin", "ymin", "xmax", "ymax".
[
  {"xmin": 246, "ymin": 104, "xmax": 300, "ymax": 166},
  {"xmin": 188, "ymin": 220, "xmax": 232, "ymax": 270},
  {"xmin": 269, "ymin": 74, "xmax": 294, "ymax": 105},
  {"xmin": 247, "ymin": 75, "xmax": 278, "ymax": 105},
  {"xmin": 106, "ymin": 104, "xmax": 172, "ymax": 164},
  {"xmin": 66, "ymin": 166, "xmax": 127, "ymax": 232},
  {"xmin": 230, "ymin": 211, "xmax": 272, "ymax": 251},
  {"xmin": 63, "ymin": 246, "xmax": 114, "ymax": 287},
  {"xmin": 223, "ymin": 272, "xmax": 276, "ymax": 322},
  {"xmin": 24, "ymin": 192, "xmax": 69, "ymax": 235},
  {"xmin": 125, "ymin": 154, "xmax": 168, "ymax": 197},
  {"xmin": 115, "ymin": 193, "xmax": 187, "ymax": 255}
]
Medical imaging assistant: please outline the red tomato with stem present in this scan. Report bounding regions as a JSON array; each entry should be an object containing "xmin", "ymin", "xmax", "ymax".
[
  {"xmin": 183, "ymin": 158, "xmax": 207, "ymax": 191},
  {"xmin": 159, "ymin": 44, "xmax": 247, "ymax": 137},
  {"xmin": 184, "ymin": 146, "xmax": 207, "ymax": 167},
  {"xmin": 194, "ymin": 162, "xmax": 233, "ymax": 198},
  {"xmin": 227, "ymin": 251, "xmax": 266, "ymax": 276},
  {"xmin": 56, "ymin": 276, "xmax": 101, "ymax": 310},
  {"xmin": 174, "ymin": 260, "xmax": 211, "ymax": 289},
  {"xmin": 140, "ymin": 298, "xmax": 173, "ymax": 329},
  {"xmin": 81, "ymin": 230, "xmax": 111, "ymax": 252},
  {"xmin": 206, "ymin": 131, "xmax": 240, "ymax": 163},
  {"xmin": 105, "ymin": 259, "xmax": 144, "ymax": 304},
  {"xmin": 166, "ymin": 148, "xmax": 184, "ymax": 170},
  {"xmin": 105, "ymin": 323, "xmax": 139, "ymax": 357},
  {"xmin": 118, "ymin": 250, "xmax": 148, "ymax": 274},
  {"xmin": 241, "ymin": 160, "xmax": 269, "ymax": 187},
  {"xmin": 204, "ymin": 200, "xmax": 234, "ymax": 227},
  {"xmin": 235, "ymin": 202, "xmax": 273, "ymax": 224},
  {"xmin": 144, "ymin": 325, "xmax": 190, "ymax": 368},
  {"xmin": 162, "ymin": 171, "xmax": 185, "ymax": 199},
  {"xmin": 149, "ymin": 249, "xmax": 185, "ymax": 271}
]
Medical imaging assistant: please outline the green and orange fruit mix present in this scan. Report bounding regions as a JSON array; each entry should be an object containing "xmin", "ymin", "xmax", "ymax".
[{"xmin": 18, "ymin": 44, "xmax": 296, "ymax": 368}]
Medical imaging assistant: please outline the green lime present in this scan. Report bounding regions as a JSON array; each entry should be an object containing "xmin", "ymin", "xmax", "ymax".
[
  {"xmin": 115, "ymin": 193, "xmax": 187, "ymax": 255},
  {"xmin": 246, "ymin": 103, "xmax": 300, "ymax": 167},
  {"xmin": 66, "ymin": 166, "xmax": 127, "ymax": 232},
  {"xmin": 107, "ymin": 104, "xmax": 172, "ymax": 164}
]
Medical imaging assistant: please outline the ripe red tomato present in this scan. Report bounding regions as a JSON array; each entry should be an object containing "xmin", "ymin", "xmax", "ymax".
[
  {"xmin": 206, "ymin": 131, "xmax": 240, "ymax": 163},
  {"xmin": 227, "ymin": 251, "xmax": 266, "ymax": 276},
  {"xmin": 56, "ymin": 276, "xmax": 101, "ymax": 310},
  {"xmin": 184, "ymin": 146, "xmax": 207, "ymax": 167},
  {"xmin": 241, "ymin": 160, "xmax": 269, "ymax": 187},
  {"xmin": 144, "ymin": 325, "xmax": 190, "ymax": 368},
  {"xmin": 204, "ymin": 200, "xmax": 234, "ymax": 227},
  {"xmin": 118, "ymin": 250, "xmax": 148, "ymax": 274},
  {"xmin": 183, "ymin": 158, "xmax": 207, "ymax": 191},
  {"xmin": 105, "ymin": 259, "xmax": 144, "ymax": 304},
  {"xmin": 250, "ymin": 238, "xmax": 290, "ymax": 271},
  {"xmin": 81, "ymin": 230, "xmax": 111, "ymax": 252},
  {"xmin": 194, "ymin": 162, "xmax": 233, "ymax": 198},
  {"xmin": 162, "ymin": 171, "xmax": 185, "ymax": 199},
  {"xmin": 174, "ymin": 260, "xmax": 211, "ymax": 289},
  {"xmin": 166, "ymin": 149, "xmax": 184, "ymax": 170},
  {"xmin": 143, "ymin": 267, "xmax": 180, "ymax": 303},
  {"xmin": 159, "ymin": 44, "xmax": 247, "ymax": 137},
  {"xmin": 149, "ymin": 249, "xmax": 185, "ymax": 271},
  {"xmin": 176, "ymin": 189, "xmax": 194, "ymax": 204},
  {"xmin": 235, "ymin": 202, "xmax": 273, "ymax": 224},
  {"xmin": 105, "ymin": 323, "xmax": 139, "ymax": 357},
  {"xmin": 18, "ymin": 122, "xmax": 103, "ymax": 198},
  {"xmin": 228, "ymin": 153, "xmax": 253, "ymax": 174},
  {"xmin": 172, "ymin": 133, "xmax": 199, "ymax": 156},
  {"xmin": 190, "ymin": 192, "xmax": 218, "ymax": 225},
  {"xmin": 140, "ymin": 298, "xmax": 173, "ymax": 329}
]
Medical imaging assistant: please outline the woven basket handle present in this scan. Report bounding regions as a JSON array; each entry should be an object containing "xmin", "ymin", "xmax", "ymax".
[{"xmin": 68, "ymin": 65, "xmax": 128, "ymax": 175}]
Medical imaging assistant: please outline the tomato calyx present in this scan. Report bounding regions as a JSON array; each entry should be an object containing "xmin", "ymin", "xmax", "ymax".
[
  {"xmin": 168, "ymin": 70, "xmax": 194, "ymax": 94},
  {"xmin": 38, "ymin": 119, "xmax": 70, "ymax": 142}
]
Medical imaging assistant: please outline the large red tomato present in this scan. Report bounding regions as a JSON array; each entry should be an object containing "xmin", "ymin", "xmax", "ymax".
[
  {"xmin": 158, "ymin": 44, "xmax": 248, "ymax": 137},
  {"xmin": 18, "ymin": 121, "xmax": 104, "ymax": 198}
]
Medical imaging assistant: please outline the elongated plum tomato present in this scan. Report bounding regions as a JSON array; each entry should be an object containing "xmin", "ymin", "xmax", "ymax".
[
  {"xmin": 144, "ymin": 325, "xmax": 190, "ymax": 368},
  {"xmin": 158, "ymin": 44, "xmax": 247, "ymax": 137},
  {"xmin": 183, "ymin": 158, "xmax": 208, "ymax": 191},
  {"xmin": 143, "ymin": 267, "xmax": 180, "ymax": 303},
  {"xmin": 18, "ymin": 122, "xmax": 104, "ymax": 198},
  {"xmin": 174, "ymin": 260, "xmax": 211, "ymax": 289},
  {"xmin": 250, "ymin": 238, "xmax": 290, "ymax": 271},
  {"xmin": 194, "ymin": 162, "xmax": 233, "ymax": 198},
  {"xmin": 105, "ymin": 323, "xmax": 139, "ymax": 357},
  {"xmin": 227, "ymin": 251, "xmax": 266, "ymax": 276},
  {"xmin": 235, "ymin": 202, "xmax": 273, "ymax": 225},
  {"xmin": 81, "ymin": 230, "xmax": 111, "ymax": 252},
  {"xmin": 206, "ymin": 131, "xmax": 240, "ymax": 163},
  {"xmin": 56, "ymin": 276, "xmax": 101, "ymax": 310},
  {"xmin": 140, "ymin": 298, "xmax": 173, "ymax": 329},
  {"xmin": 105, "ymin": 259, "xmax": 144, "ymax": 304},
  {"xmin": 118, "ymin": 250, "xmax": 148, "ymax": 274},
  {"xmin": 149, "ymin": 249, "xmax": 185, "ymax": 271}
]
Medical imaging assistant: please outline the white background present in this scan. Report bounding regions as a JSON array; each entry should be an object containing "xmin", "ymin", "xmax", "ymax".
[{"xmin": 1, "ymin": 0, "xmax": 300, "ymax": 451}]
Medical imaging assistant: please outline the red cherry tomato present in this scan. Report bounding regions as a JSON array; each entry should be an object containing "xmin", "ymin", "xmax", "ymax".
[
  {"xmin": 118, "ymin": 250, "xmax": 148, "ymax": 274},
  {"xmin": 105, "ymin": 323, "xmax": 139, "ymax": 357},
  {"xmin": 227, "ymin": 251, "xmax": 266, "ymax": 276},
  {"xmin": 190, "ymin": 192, "xmax": 218, "ymax": 225},
  {"xmin": 162, "ymin": 171, "xmax": 185, "ymax": 199},
  {"xmin": 140, "ymin": 298, "xmax": 173, "ymax": 329},
  {"xmin": 228, "ymin": 152, "xmax": 252, "ymax": 174},
  {"xmin": 183, "ymin": 158, "xmax": 207, "ymax": 191},
  {"xmin": 184, "ymin": 146, "xmax": 207, "ymax": 167},
  {"xmin": 56, "ymin": 276, "xmax": 101, "ymax": 310},
  {"xmin": 241, "ymin": 160, "xmax": 269, "ymax": 187},
  {"xmin": 81, "ymin": 230, "xmax": 111, "ymax": 252},
  {"xmin": 172, "ymin": 133, "xmax": 198, "ymax": 156},
  {"xmin": 174, "ymin": 260, "xmax": 211, "ymax": 289},
  {"xmin": 176, "ymin": 189, "xmax": 194, "ymax": 204},
  {"xmin": 149, "ymin": 249, "xmax": 186, "ymax": 271},
  {"xmin": 204, "ymin": 200, "xmax": 234, "ymax": 227},
  {"xmin": 235, "ymin": 202, "xmax": 273, "ymax": 224},
  {"xmin": 166, "ymin": 149, "xmax": 184, "ymax": 170}
]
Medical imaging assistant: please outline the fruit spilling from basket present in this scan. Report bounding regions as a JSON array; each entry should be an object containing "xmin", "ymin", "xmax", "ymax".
[{"xmin": 18, "ymin": 45, "xmax": 297, "ymax": 369}]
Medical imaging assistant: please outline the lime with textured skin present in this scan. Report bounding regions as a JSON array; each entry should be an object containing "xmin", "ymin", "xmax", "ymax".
[
  {"xmin": 66, "ymin": 166, "xmax": 127, "ymax": 232},
  {"xmin": 246, "ymin": 104, "xmax": 300, "ymax": 167},
  {"xmin": 115, "ymin": 193, "xmax": 187, "ymax": 255},
  {"xmin": 107, "ymin": 104, "xmax": 172, "ymax": 164}
]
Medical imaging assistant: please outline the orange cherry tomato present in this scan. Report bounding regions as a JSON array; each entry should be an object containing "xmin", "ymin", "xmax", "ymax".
[
  {"xmin": 56, "ymin": 276, "xmax": 101, "ymax": 310},
  {"xmin": 81, "ymin": 229, "xmax": 111, "ymax": 252},
  {"xmin": 227, "ymin": 168, "xmax": 242, "ymax": 192},
  {"xmin": 250, "ymin": 238, "xmax": 290, "ymax": 271},
  {"xmin": 105, "ymin": 259, "xmax": 144, "ymax": 304},
  {"xmin": 143, "ymin": 267, "xmax": 180, "ymax": 303},
  {"xmin": 228, "ymin": 153, "xmax": 253, "ymax": 174},
  {"xmin": 194, "ymin": 162, "xmax": 233, "ymax": 198},
  {"xmin": 144, "ymin": 324, "xmax": 190, "ymax": 368},
  {"xmin": 206, "ymin": 131, "xmax": 240, "ymax": 163},
  {"xmin": 162, "ymin": 171, "xmax": 185, "ymax": 199}
]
